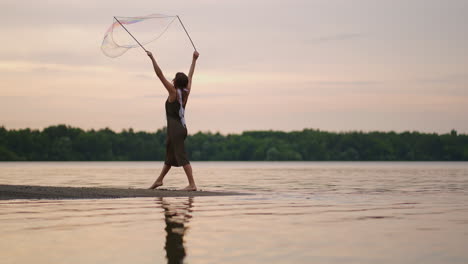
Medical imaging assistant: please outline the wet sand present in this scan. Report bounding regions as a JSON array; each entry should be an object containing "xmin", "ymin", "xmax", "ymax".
[{"xmin": 0, "ymin": 184, "xmax": 247, "ymax": 200}]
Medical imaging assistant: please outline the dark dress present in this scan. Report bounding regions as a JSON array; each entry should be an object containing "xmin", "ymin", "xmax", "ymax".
[{"xmin": 164, "ymin": 99, "xmax": 189, "ymax": 167}]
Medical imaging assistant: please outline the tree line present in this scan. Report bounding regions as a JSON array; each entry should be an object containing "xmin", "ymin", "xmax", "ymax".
[{"xmin": 0, "ymin": 125, "xmax": 467, "ymax": 161}]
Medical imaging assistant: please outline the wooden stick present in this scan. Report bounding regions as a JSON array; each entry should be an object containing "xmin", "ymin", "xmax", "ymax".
[
  {"xmin": 177, "ymin": 15, "xmax": 197, "ymax": 51},
  {"xmin": 114, "ymin": 16, "xmax": 148, "ymax": 52}
]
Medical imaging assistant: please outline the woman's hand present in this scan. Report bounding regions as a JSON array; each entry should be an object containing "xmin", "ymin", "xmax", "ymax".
[
  {"xmin": 193, "ymin": 51, "xmax": 199, "ymax": 60},
  {"xmin": 146, "ymin": 51, "xmax": 154, "ymax": 58}
]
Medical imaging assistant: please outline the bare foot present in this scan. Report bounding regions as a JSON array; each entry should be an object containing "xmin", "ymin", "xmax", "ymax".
[
  {"xmin": 148, "ymin": 181, "xmax": 163, "ymax": 189},
  {"xmin": 180, "ymin": 185, "xmax": 197, "ymax": 191}
]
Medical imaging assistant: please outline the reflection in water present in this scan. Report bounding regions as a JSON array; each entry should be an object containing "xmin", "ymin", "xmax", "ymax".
[{"xmin": 158, "ymin": 197, "xmax": 193, "ymax": 264}]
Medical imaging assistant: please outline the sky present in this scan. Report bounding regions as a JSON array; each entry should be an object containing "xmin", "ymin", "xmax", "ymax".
[{"xmin": 1, "ymin": 0, "xmax": 467, "ymax": 134}]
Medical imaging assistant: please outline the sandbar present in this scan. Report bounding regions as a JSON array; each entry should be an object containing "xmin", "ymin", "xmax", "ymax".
[{"xmin": 0, "ymin": 184, "xmax": 247, "ymax": 200}]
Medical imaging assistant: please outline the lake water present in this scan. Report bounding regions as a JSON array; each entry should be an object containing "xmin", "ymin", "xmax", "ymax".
[{"xmin": 1, "ymin": 162, "xmax": 468, "ymax": 264}]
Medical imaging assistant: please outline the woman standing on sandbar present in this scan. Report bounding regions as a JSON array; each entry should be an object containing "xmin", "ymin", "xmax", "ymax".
[{"xmin": 147, "ymin": 50, "xmax": 199, "ymax": 191}]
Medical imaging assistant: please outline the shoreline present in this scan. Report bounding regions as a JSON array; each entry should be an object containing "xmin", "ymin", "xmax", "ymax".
[{"xmin": 0, "ymin": 184, "xmax": 248, "ymax": 200}]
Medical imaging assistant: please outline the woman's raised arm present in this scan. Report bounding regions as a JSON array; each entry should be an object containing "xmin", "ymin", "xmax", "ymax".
[
  {"xmin": 146, "ymin": 51, "xmax": 176, "ymax": 96},
  {"xmin": 187, "ymin": 51, "xmax": 199, "ymax": 91}
]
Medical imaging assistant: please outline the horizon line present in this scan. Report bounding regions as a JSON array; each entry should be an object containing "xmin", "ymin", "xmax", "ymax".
[{"xmin": 0, "ymin": 124, "xmax": 464, "ymax": 136}]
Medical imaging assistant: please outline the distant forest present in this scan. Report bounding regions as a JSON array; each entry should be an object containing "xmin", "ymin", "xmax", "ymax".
[{"xmin": 0, "ymin": 125, "xmax": 467, "ymax": 161}]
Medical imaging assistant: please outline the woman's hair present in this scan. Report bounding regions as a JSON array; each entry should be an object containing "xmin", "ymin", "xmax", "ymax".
[
  {"xmin": 174, "ymin": 72, "xmax": 189, "ymax": 89},
  {"xmin": 174, "ymin": 72, "xmax": 189, "ymax": 106}
]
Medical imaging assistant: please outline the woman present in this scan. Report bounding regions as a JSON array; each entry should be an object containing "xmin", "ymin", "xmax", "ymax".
[{"xmin": 147, "ymin": 50, "xmax": 199, "ymax": 191}]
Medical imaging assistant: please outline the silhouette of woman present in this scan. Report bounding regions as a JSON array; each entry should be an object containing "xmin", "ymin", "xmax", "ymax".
[{"xmin": 147, "ymin": 51, "xmax": 200, "ymax": 191}]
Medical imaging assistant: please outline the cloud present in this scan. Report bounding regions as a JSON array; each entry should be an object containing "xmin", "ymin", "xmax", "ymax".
[
  {"xmin": 416, "ymin": 73, "xmax": 468, "ymax": 84},
  {"xmin": 307, "ymin": 33, "xmax": 365, "ymax": 44},
  {"xmin": 0, "ymin": 60, "xmax": 114, "ymax": 74},
  {"xmin": 142, "ymin": 92, "xmax": 243, "ymax": 99}
]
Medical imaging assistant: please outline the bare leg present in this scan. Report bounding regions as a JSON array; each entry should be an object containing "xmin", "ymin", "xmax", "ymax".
[
  {"xmin": 181, "ymin": 163, "xmax": 197, "ymax": 191},
  {"xmin": 149, "ymin": 164, "xmax": 171, "ymax": 189}
]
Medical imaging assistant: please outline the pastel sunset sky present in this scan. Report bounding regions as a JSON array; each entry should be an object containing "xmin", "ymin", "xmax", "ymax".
[{"xmin": 1, "ymin": 0, "xmax": 467, "ymax": 133}]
